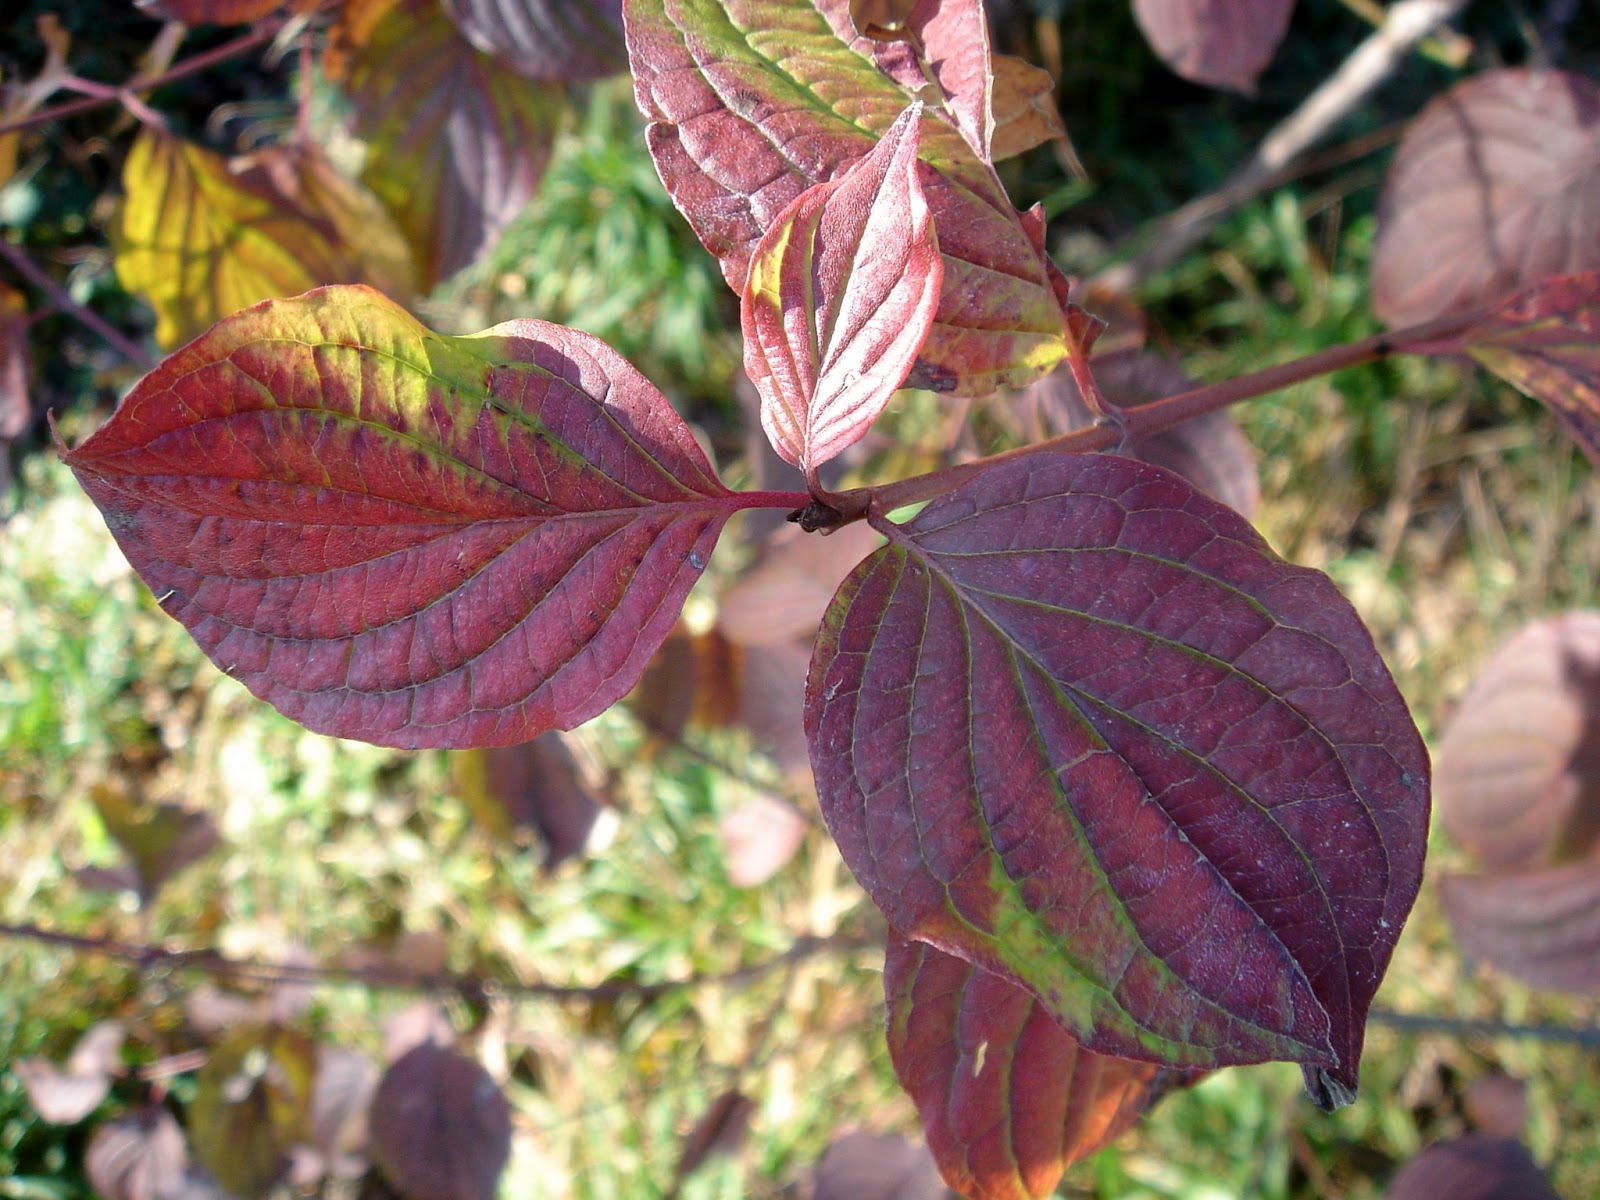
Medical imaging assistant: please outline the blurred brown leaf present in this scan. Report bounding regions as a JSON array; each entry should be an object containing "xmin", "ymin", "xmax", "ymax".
[
  {"xmin": 1382, "ymin": 1132, "xmax": 1560, "ymax": 1200},
  {"xmin": 189, "ymin": 1025, "xmax": 317, "ymax": 1199},
  {"xmin": 673, "ymin": 1088, "xmax": 755, "ymax": 1186},
  {"xmin": 1439, "ymin": 859, "xmax": 1600, "ymax": 994},
  {"xmin": 134, "ymin": 0, "xmax": 290, "ymax": 21},
  {"xmin": 813, "ymin": 1130, "xmax": 952, "ymax": 1200},
  {"xmin": 455, "ymin": 731, "xmax": 608, "ymax": 870},
  {"xmin": 88, "ymin": 784, "xmax": 221, "ymax": 907},
  {"xmin": 718, "ymin": 795, "xmax": 807, "ymax": 888},
  {"xmin": 13, "ymin": 1020, "xmax": 124, "ymax": 1124},
  {"xmin": 0, "ymin": 283, "xmax": 31, "ymax": 444},
  {"xmin": 719, "ymin": 522, "xmax": 881, "ymax": 649},
  {"xmin": 382, "ymin": 1001, "xmax": 456, "ymax": 1064},
  {"xmin": 84, "ymin": 1105, "xmax": 188, "ymax": 1200},
  {"xmin": 1464, "ymin": 1074, "xmax": 1529, "ymax": 1139},
  {"xmin": 369, "ymin": 1042, "xmax": 511, "ymax": 1200},
  {"xmin": 1435, "ymin": 612, "xmax": 1600, "ymax": 870},
  {"xmin": 1373, "ymin": 68, "xmax": 1600, "ymax": 328}
]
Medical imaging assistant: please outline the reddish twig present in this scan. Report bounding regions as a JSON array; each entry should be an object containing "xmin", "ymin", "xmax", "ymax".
[{"xmin": 0, "ymin": 239, "xmax": 153, "ymax": 368}]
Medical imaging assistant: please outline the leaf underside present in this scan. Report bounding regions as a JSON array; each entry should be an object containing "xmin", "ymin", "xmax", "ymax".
[
  {"xmin": 1465, "ymin": 270, "xmax": 1600, "ymax": 470},
  {"xmin": 1373, "ymin": 69, "xmax": 1600, "ymax": 328},
  {"xmin": 1131, "ymin": 0, "xmax": 1293, "ymax": 95},
  {"xmin": 886, "ymin": 933, "xmax": 1182, "ymax": 1200},
  {"xmin": 806, "ymin": 454, "xmax": 1429, "ymax": 1100},
  {"xmin": 624, "ymin": 0, "xmax": 1070, "ymax": 395},
  {"xmin": 63, "ymin": 285, "xmax": 736, "ymax": 750},
  {"xmin": 440, "ymin": 0, "xmax": 626, "ymax": 82}
]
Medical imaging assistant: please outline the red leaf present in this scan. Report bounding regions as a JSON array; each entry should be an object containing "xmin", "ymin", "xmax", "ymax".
[
  {"xmin": 84, "ymin": 1106, "xmax": 188, "ymax": 1200},
  {"xmin": 1373, "ymin": 70, "xmax": 1600, "ymax": 327},
  {"xmin": 62, "ymin": 286, "xmax": 746, "ymax": 750},
  {"xmin": 625, "ymin": 0, "xmax": 1071, "ymax": 396},
  {"xmin": 806, "ymin": 454, "xmax": 1428, "ymax": 1102},
  {"xmin": 1463, "ymin": 271, "xmax": 1600, "ymax": 469},
  {"xmin": 743, "ymin": 105, "xmax": 943, "ymax": 474},
  {"xmin": 885, "ymin": 934, "xmax": 1183, "ymax": 1199},
  {"xmin": 1433, "ymin": 611, "xmax": 1600, "ymax": 870},
  {"xmin": 1382, "ymin": 1133, "xmax": 1560, "ymax": 1200},
  {"xmin": 369, "ymin": 1042, "xmax": 511, "ymax": 1200},
  {"xmin": 1439, "ymin": 860, "xmax": 1600, "ymax": 995},
  {"xmin": 1131, "ymin": 0, "xmax": 1293, "ymax": 95},
  {"xmin": 440, "ymin": 0, "xmax": 625, "ymax": 82}
]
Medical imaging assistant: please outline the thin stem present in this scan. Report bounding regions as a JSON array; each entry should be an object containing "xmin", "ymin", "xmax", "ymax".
[
  {"xmin": 0, "ymin": 24, "xmax": 279, "ymax": 138},
  {"xmin": 0, "ymin": 919, "xmax": 875, "ymax": 1003},
  {"xmin": 842, "ymin": 306, "xmax": 1486, "ymax": 516},
  {"xmin": 0, "ymin": 239, "xmax": 153, "ymax": 368},
  {"xmin": 1096, "ymin": 0, "xmax": 1468, "ymax": 294},
  {"xmin": 1368, "ymin": 1006, "xmax": 1600, "ymax": 1049}
]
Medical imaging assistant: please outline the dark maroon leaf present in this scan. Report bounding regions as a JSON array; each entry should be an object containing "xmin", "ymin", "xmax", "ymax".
[
  {"xmin": 1023, "ymin": 350, "xmax": 1259, "ymax": 517},
  {"xmin": 1373, "ymin": 69, "xmax": 1600, "ymax": 327},
  {"xmin": 456, "ymin": 731, "xmax": 606, "ymax": 870},
  {"xmin": 440, "ymin": 0, "xmax": 624, "ymax": 82},
  {"xmin": 626, "ymin": 0, "xmax": 1072, "ymax": 396},
  {"xmin": 1433, "ymin": 611, "xmax": 1600, "ymax": 870},
  {"xmin": 885, "ymin": 934, "xmax": 1182, "ymax": 1199},
  {"xmin": 1464, "ymin": 271, "xmax": 1600, "ymax": 469},
  {"xmin": 807, "ymin": 454, "xmax": 1428, "ymax": 1102},
  {"xmin": 1439, "ymin": 860, "xmax": 1600, "ymax": 994},
  {"xmin": 813, "ymin": 1130, "xmax": 951, "ymax": 1200},
  {"xmin": 673, "ymin": 1088, "xmax": 756, "ymax": 1184},
  {"xmin": 337, "ymin": 0, "xmax": 562, "ymax": 287},
  {"xmin": 84, "ymin": 1106, "xmax": 188, "ymax": 1200},
  {"xmin": 1131, "ymin": 0, "xmax": 1293, "ymax": 95},
  {"xmin": 1382, "ymin": 1133, "xmax": 1560, "ymax": 1200},
  {"xmin": 369, "ymin": 1042, "xmax": 512, "ymax": 1200},
  {"xmin": 743, "ymin": 104, "xmax": 943, "ymax": 474},
  {"xmin": 62, "ymin": 286, "xmax": 748, "ymax": 750}
]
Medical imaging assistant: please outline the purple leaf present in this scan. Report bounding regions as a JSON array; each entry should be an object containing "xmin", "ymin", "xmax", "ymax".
[
  {"xmin": 440, "ymin": 0, "xmax": 625, "ymax": 82},
  {"xmin": 625, "ymin": 0, "xmax": 1072, "ymax": 396},
  {"xmin": 743, "ymin": 104, "xmax": 942, "ymax": 473},
  {"xmin": 813, "ymin": 1130, "xmax": 950, "ymax": 1200},
  {"xmin": 1382, "ymin": 1133, "xmax": 1560, "ymax": 1200},
  {"xmin": 62, "ymin": 286, "xmax": 747, "ymax": 750},
  {"xmin": 1463, "ymin": 271, "xmax": 1600, "ymax": 469},
  {"xmin": 806, "ymin": 454, "xmax": 1428, "ymax": 1102},
  {"xmin": 369, "ymin": 1042, "xmax": 512, "ymax": 1200},
  {"xmin": 1373, "ymin": 70, "xmax": 1600, "ymax": 328},
  {"xmin": 885, "ymin": 933, "xmax": 1186, "ymax": 1199},
  {"xmin": 1132, "ymin": 0, "xmax": 1294, "ymax": 95}
]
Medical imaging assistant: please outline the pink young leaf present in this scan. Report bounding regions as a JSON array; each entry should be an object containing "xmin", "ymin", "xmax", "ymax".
[
  {"xmin": 807, "ymin": 454, "xmax": 1428, "ymax": 1103},
  {"xmin": 743, "ymin": 104, "xmax": 942, "ymax": 473},
  {"xmin": 1132, "ymin": 0, "xmax": 1294, "ymax": 95},
  {"xmin": 369, "ymin": 1042, "xmax": 511, "ymax": 1200},
  {"xmin": 1463, "ymin": 271, "xmax": 1600, "ymax": 469},
  {"xmin": 1373, "ymin": 70, "xmax": 1600, "ymax": 328},
  {"xmin": 1439, "ymin": 860, "xmax": 1600, "ymax": 995},
  {"xmin": 625, "ymin": 0, "xmax": 1072, "ymax": 396},
  {"xmin": 440, "ymin": 0, "xmax": 625, "ymax": 82},
  {"xmin": 885, "ymin": 933, "xmax": 1186, "ymax": 1200},
  {"xmin": 62, "ymin": 285, "xmax": 747, "ymax": 750},
  {"xmin": 1433, "ymin": 611, "xmax": 1600, "ymax": 871}
]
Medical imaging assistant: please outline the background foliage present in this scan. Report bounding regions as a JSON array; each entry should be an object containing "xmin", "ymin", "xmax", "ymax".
[{"xmin": 4, "ymin": 1, "xmax": 1600, "ymax": 1197}]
